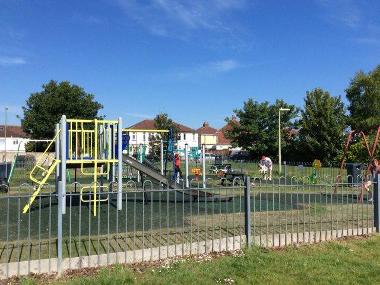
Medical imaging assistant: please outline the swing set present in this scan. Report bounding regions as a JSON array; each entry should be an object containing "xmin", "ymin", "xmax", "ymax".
[{"xmin": 336, "ymin": 126, "xmax": 380, "ymax": 199}]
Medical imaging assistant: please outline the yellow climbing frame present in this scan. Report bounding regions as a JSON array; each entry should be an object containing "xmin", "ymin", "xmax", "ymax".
[
  {"xmin": 24, "ymin": 118, "xmax": 120, "ymax": 216},
  {"xmin": 66, "ymin": 119, "xmax": 119, "ymax": 216}
]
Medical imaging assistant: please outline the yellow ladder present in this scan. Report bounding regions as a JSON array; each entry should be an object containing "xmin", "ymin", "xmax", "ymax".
[
  {"xmin": 23, "ymin": 131, "xmax": 60, "ymax": 213},
  {"xmin": 23, "ymin": 159, "xmax": 59, "ymax": 213}
]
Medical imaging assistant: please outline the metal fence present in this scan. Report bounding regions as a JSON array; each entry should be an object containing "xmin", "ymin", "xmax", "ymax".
[{"xmin": 0, "ymin": 175, "xmax": 379, "ymax": 279}]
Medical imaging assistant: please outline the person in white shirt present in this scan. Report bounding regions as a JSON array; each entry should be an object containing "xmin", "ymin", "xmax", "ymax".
[{"xmin": 259, "ymin": 155, "xmax": 273, "ymax": 181}]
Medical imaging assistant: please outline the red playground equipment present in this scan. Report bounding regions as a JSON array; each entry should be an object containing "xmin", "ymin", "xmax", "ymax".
[{"xmin": 336, "ymin": 126, "xmax": 380, "ymax": 200}]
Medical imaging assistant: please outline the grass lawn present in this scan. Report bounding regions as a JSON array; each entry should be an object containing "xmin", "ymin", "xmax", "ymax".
[{"xmin": 16, "ymin": 235, "xmax": 380, "ymax": 285}]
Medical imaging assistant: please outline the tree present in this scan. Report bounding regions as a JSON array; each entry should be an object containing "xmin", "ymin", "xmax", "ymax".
[
  {"xmin": 346, "ymin": 65, "xmax": 380, "ymax": 132},
  {"xmin": 22, "ymin": 80, "xmax": 103, "ymax": 142},
  {"xmin": 148, "ymin": 113, "xmax": 179, "ymax": 159},
  {"xmin": 225, "ymin": 99, "xmax": 298, "ymax": 160},
  {"xmin": 298, "ymin": 88, "xmax": 346, "ymax": 165}
]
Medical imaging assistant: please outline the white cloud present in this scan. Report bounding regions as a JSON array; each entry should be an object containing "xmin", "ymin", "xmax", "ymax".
[
  {"xmin": 315, "ymin": 0, "xmax": 361, "ymax": 28},
  {"xmin": 0, "ymin": 56, "xmax": 26, "ymax": 66},
  {"xmin": 210, "ymin": 59, "xmax": 240, "ymax": 72},
  {"xmin": 173, "ymin": 59, "xmax": 242, "ymax": 79},
  {"xmin": 116, "ymin": 0, "xmax": 248, "ymax": 37},
  {"xmin": 316, "ymin": 0, "xmax": 380, "ymax": 46}
]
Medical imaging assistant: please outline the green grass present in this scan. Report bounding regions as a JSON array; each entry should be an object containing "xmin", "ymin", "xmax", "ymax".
[{"xmin": 19, "ymin": 235, "xmax": 380, "ymax": 285}]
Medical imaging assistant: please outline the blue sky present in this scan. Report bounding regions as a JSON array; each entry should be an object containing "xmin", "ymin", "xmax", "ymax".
[{"xmin": 1, "ymin": 0, "xmax": 379, "ymax": 129}]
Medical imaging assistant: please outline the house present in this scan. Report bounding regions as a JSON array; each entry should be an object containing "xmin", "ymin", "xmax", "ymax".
[
  {"xmin": 126, "ymin": 119, "xmax": 198, "ymax": 154},
  {"xmin": 215, "ymin": 118, "xmax": 241, "ymax": 155},
  {"xmin": 196, "ymin": 122, "xmax": 218, "ymax": 150},
  {"xmin": 0, "ymin": 125, "xmax": 29, "ymax": 161}
]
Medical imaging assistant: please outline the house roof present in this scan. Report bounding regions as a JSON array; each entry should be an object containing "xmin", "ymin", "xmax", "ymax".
[
  {"xmin": 216, "ymin": 131, "xmax": 231, "ymax": 145},
  {"xmin": 174, "ymin": 122, "xmax": 195, "ymax": 133},
  {"xmin": 127, "ymin": 119, "xmax": 195, "ymax": 133},
  {"xmin": 197, "ymin": 122, "xmax": 218, "ymax": 135},
  {"xmin": 216, "ymin": 117, "xmax": 240, "ymax": 145},
  {"xmin": 0, "ymin": 125, "xmax": 29, "ymax": 138}
]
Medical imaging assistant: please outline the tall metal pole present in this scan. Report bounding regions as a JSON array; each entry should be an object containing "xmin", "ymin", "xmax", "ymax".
[
  {"xmin": 160, "ymin": 139, "xmax": 164, "ymax": 175},
  {"xmin": 244, "ymin": 176, "xmax": 251, "ymax": 247},
  {"xmin": 138, "ymin": 143, "xmax": 142, "ymax": 183},
  {"xmin": 185, "ymin": 143, "xmax": 189, "ymax": 188},
  {"xmin": 57, "ymin": 115, "xmax": 66, "ymax": 274},
  {"xmin": 374, "ymin": 174, "xmax": 380, "ymax": 233},
  {"xmin": 278, "ymin": 109, "xmax": 281, "ymax": 174},
  {"xmin": 4, "ymin": 107, "xmax": 8, "ymax": 179},
  {"xmin": 55, "ymin": 124, "xmax": 60, "ymax": 195},
  {"xmin": 117, "ymin": 117, "xmax": 123, "ymax": 211},
  {"xmin": 60, "ymin": 115, "xmax": 66, "ymax": 214},
  {"xmin": 202, "ymin": 144, "xmax": 206, "ymax": 188}
]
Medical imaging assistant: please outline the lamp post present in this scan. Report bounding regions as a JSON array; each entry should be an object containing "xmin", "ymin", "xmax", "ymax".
[{"xmin": 278, "ymin": 108, "xmax": 290, "ymax": 174}]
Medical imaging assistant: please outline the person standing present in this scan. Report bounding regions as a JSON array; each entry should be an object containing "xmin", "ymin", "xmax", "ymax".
[{"xmin": 173, "ymin": 153, "xmax": 182, "ymax": 183}]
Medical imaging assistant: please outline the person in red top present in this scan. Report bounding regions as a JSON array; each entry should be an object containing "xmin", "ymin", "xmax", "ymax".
[{"xmin": 174, "ymin": 153, "xmax": 182, "ymax": 182}]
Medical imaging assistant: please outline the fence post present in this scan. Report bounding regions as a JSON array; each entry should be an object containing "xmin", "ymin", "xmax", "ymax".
[
  {"xmin": 60, "ymin": 115, "xmax": 66, "ymax": 214},
  {"xmin": 185, "ymin": 144, "xmax": 189, "ymax": 188},
  {"xmin": 202, "ymin": 144, "xmax": 206, "ymax": 188},
  {"xmin": 57, "ymin": 181, "xmax": 63, "ymax": 274},
  {"xmin": 244, "ymin": 176, "xmax": 251, "ymax": 247},
  {"xmin": 284, "ymin": 161, "xmax": 287, "ymax": 185},
  {"xmin": 160, "ymin": 139, "xmax": 164, "ymax": 175},
  {"xmin": 117, "ymin": 117, "xmax": 123, "ymax": 210},
  {"xmin": 57, "ymin": 115, "xmax": 66, "ymax": 274},
  {"xmin": 374, "ymin": 174, "xmax": 380, "ymax": 233}
]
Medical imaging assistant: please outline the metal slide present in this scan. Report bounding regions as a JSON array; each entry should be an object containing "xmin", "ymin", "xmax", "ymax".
[{"xmin": 122, "ymin": 155, "xmax": 233, "ymax": 202}]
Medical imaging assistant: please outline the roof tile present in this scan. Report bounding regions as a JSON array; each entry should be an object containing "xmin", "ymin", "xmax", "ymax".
[
  {"xmin": 127, "ymin": 119, "xmax": 195, "ymax": 133},
  {"xmin": 0, "ymin": 125, "xmax": 29, "ymax": 138}
]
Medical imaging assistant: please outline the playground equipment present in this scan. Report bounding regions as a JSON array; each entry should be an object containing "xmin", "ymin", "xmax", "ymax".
[
  {"xmin": 23, "ymin": 118, "xmax": 232, "ymax": 214},
  {"xmin": 23, "ymin": 115, "xmax": 123, "ymax": 216},
  {"xmin": 122, "ymin": 127, "xmax": 168, "ymax": 177},
  {"xmin": 336, "ymin": 126, "xmax": 380, "ymax": 200},
  {"xmin": 337, "ymin": 126, "xmax": 380, "ymax": 183},
  {"xmin": 191, "ymin": 167, "xmax": 201, "ymax": 180},
  {"xmin": 309, "ymin": 159, "xmax": 321, "ymax": 184}
]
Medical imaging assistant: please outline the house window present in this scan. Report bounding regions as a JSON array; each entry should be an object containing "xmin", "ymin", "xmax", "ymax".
[
  {"xmin": 132, "ymin": 132, "xmax": 136, "ymax": 140},
  {"xmin": 143, "ymin": 132, "xmax": 146, "ymax": 141},
  {"xmin": 13, "ymin": 139, "xmax": 19, "ymax": 145},
  {"xmin": 183, "ymin": 133, "xmax": 186, "ymax": 140}
]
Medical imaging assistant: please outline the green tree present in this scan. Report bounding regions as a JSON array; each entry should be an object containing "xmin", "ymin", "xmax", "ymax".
[
  {"xmin": 346, "ymin": 65, "xmax": 380, "ymax": 132},
  {"xmin": 225, "ymin": 99, "xmax": 298, "ymax": 160},
  {"xmin": 148, "ymin": 113, "xmax": 179, "ymax": 159},
  {"xmin": 22, "ymin": 80, "xmax": 103, "ymax": 142},
  {"xmin": 298, "ymin": 88, "xmax": 346, "ymax": 165}
]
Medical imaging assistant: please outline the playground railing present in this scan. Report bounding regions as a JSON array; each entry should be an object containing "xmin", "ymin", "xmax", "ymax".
[{"xmin": 0, "ymin": 175, "xmax": 378, "ymax": 279}]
